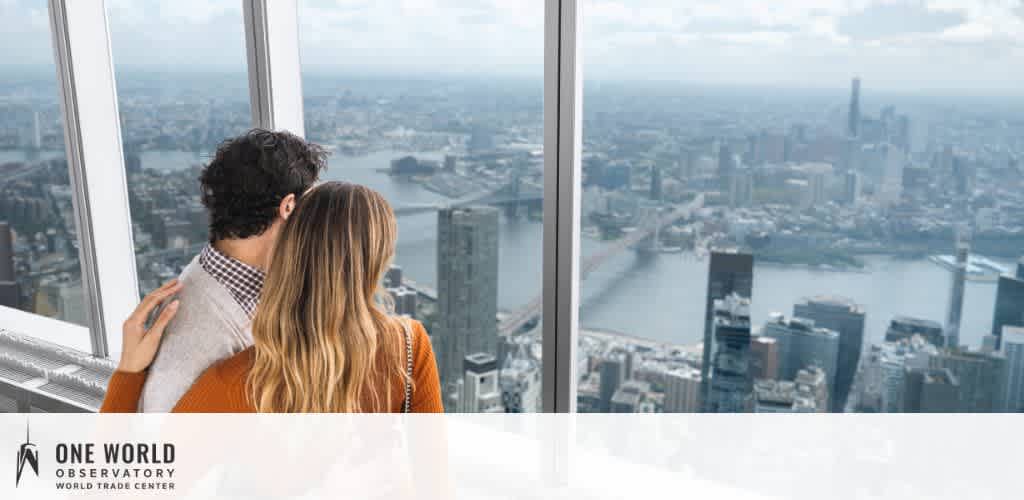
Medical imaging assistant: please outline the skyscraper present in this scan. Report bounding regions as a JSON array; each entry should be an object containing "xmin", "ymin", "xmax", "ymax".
[
  {"xmin": 1001, "ymin": 326, "xmax": 1024, "ymax": 412},
  {"xmin": 599, "ymin": 355, "xmax": 625, "ymax": 412},
  {"xmin": 794, "ymin": 295, "xmax": 865, "ymax": 412},
  {"xmin": 728, "ymin": 168, "xmax": 754, "ymax": 208},
  {"xmin": 945, "ymin": 241, "xmax": 969, "ymax": 349},
  {"xmin": 902, "ymin": 368, "xmax": 960, "ymax": 413},
  {"xmin": 991, "ymin": 267, "xmax": 1024, "ymax": 349},
  {"xmin": 387, "ymin": 287, "xmax": 417, "ymax": 317},
  {"xmin": 650, "ymin": 165, "xmax": 663, "ymax": 201},
  {"xmin": 749, "ymin": 335, "xmax": 779, "ymax": 380},
  {"xmin": 848, "ymin": 77, "xmax": 861, "ymax": 138},
  {"xmin": 706, "ymin": 293, "xmax": 753, "ymax": 413},
  {"xmin": 699, "ymin": 250, "xmax": 754, "ymax": 409},
  {"xmin": 857, "ymin": 337, "xmax": 938, "ymax": 412},
  {"xmin": 930, "ymin": 350, "xmax": 1007, "ymax": 412},
  {"xmin": 762, "ymin": 314, "xmax": 840, "ymax": 402},
  {"xmin": 878, "ymin": 143, "xmax": 905, "ymax": 204},
  {"xmin": 437, "ymin": 206, "xmax": 499, "ymax": 393},
  {"xmin": 885, "ymin": 316, "xmax": 944, "ymax": 348},
  {"xmin": 32, "ymin": 111, "xmax": 41, "ymax": 150},
  {"xmin": 384, "ymin": 265, "xmax": 403, "ymax": 288},
  {"xmin": 842, "ymin": 170, "xmax": 861, "ymax": 205},
  {"xmin": 664, "ymin": 367, "xmax": 701, "ymax": 412},
  {"xmin": 459, "ymin": 353, "xmax": 503, "ymax": 413},
  {"xmin": 0, "ymin": 221, "xmax": 19, "ymax": 309},
  {"xmin": 717, "ymin": 144, "xmax": 737, "ymax": 189},
  {"xmin": 895, "ymin": 114, "xmax": 911, "ymax": 152}
]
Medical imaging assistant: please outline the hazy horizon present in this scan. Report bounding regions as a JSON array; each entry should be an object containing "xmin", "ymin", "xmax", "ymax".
[
  {"xmin": 2, "ymin": 0, "xmax": 1022, "ymax": 93},
  {"xmin": 4, "ymin": 63, "xmax": 1024, "ymax": 102}
]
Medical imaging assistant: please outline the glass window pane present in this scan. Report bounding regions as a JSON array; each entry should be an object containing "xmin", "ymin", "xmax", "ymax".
[
  {"xmin": 578, "ymin": 1, "xmax": 1023, "ymax": 413},
  {"xmin": 299, "ymin": 0, "xmax": 545, "ymax": 412},
  {"xmin": 107, "ymin": 0, "xmax": 252, "ymax": 295},
  {"xmin": 0, "ymin": 1, "xmax": 90, "ymax": 333}
]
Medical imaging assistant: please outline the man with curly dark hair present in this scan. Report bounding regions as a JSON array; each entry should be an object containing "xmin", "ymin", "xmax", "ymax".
[{"xmin": 139, "ymin": 129, "xmax": 327, "ymax": 412}]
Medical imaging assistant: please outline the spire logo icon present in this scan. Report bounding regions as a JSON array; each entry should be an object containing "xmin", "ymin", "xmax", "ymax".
[{"xmin": 15, "ymin": 421, "xmax": 39, "ymax": 487}]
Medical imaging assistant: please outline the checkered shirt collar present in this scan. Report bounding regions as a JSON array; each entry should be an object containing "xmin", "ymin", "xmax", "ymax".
[{"xmin": 198, "ymin": 243, "xmax": 265, "ymax": 317}]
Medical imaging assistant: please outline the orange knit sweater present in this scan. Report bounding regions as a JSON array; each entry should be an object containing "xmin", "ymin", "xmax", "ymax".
[{"xmin": 101, "ymin": 321, "xmax": 443, "ymax": 413}]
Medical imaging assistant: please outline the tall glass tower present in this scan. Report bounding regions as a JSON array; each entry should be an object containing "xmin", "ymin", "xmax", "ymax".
[
  {"xmin": 992, "ymin": 268, "xmax": 1024, "ymax": 350},
  {"xmin": 699, "ymin": 250, "xmax": 753, "ymax": 410},
  {"xmin": 706, "ymin": 293, "xmax": 753, "ymax": 413},
  {"xmin": 945, "ymin": 241, "xmax": 969, "ymax": 349},
  {"xmin": 436, "ymin": 206, "xmax": 500, "ymax": 400},
  {"xmin": 794, "ymin": 295, "xmax": 865, "ymax": 412},
  {"xmin": 848, "ymin": 77, "xmax": 861, "ymax": 138}
]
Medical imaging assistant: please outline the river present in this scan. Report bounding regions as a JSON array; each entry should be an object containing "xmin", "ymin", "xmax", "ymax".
[{"xmin": 138, "ymin": 149, "xmax": 1001, "ymax": 350}]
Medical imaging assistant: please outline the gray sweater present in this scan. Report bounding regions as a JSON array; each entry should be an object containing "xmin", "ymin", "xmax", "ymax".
[{"xmin": 140, "ymin": 255, "xmax": 252, "ymax": 412}]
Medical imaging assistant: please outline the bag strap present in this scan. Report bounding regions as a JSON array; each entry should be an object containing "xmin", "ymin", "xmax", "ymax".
[{"xmin": 402, "ymin": 320, "xmax": 413, "ymax": 413}]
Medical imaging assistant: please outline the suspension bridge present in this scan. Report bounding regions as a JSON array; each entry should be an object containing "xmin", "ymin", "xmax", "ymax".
[
  {"xmin": 32, "ymin": 181, "xmax": 702, "ymax": 339},
  {"xmin": 496, "ymin": 193, "xmax": 705, "ymax": 336},
  {"xmin": 393, "ymin": 179, "xmax": 542, "ymax": 216}
]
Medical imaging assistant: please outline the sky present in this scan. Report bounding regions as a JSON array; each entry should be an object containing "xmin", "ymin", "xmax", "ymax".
[{"xmin": 1, "ymin": 0, "xmax": 1022, "ymax": 92}]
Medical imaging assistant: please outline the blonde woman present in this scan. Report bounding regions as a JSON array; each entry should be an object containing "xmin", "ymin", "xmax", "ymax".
[{"xmin": 102, "ymin": 182, "xmax": 442, "ymax": 413}]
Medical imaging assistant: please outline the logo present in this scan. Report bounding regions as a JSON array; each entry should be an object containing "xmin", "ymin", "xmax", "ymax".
[{"xmin": 15, "ymin": 421, "xmax": 39, "ymax": 487}]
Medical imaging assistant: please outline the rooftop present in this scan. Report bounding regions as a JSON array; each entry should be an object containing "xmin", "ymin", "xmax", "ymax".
[
  {"xmin": 889, "ymin": 316, "xmax": 943, "ymax": 331},
  {"xmin": 464, "ymin": 352, "xmax": 498, "ymax": 374},
  {"xmin": 798, "ymin": 295, "xmax": 864, "ymax": 314}
]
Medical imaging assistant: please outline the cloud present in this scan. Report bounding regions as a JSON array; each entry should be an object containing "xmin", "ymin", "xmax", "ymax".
[
  {"xmin": 837, "ymin": 3, "xmax": 967, "ymax": 40},
  {"xmin": 0, "ymin": 1, "xmax": 57, "ymax": 66},
  {"xmin": 1, "ymin": 0, "xmax": 1022, "ymax": 93},
  {"xmin": 683, "ymin": 18, "xmax": 801, "ymax": 35},
  {"xmin": 298, "ymin": 0, "xmax": 543, "ymax": 76},
  {"xmin": 104, "ymin": 0, "xmax": 248, "ymax": 70},
  {"xmin": 940, "ymin": 22, "xmax": 995, "ymax": 43}
]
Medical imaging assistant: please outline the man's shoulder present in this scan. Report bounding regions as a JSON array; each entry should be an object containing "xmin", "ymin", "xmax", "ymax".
[
  {"xmin": 158, "ymin": 254, "xmax": 252, "ymax": 355},
  {"xmin": 176, "ymin": 254, "xmax": 211, "ymax": 288},
  {"xmin": 172, "ymin": 255, "xmax": 246, "ymax": 324},
  {"xmin": 140, "ymin": 256, "xmax": 251, "ymax": 412}
]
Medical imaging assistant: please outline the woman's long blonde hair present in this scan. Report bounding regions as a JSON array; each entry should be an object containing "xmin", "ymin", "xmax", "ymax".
[{"xmin": 248, "ymin": 181, "xmax": 409, "ymax": 412}]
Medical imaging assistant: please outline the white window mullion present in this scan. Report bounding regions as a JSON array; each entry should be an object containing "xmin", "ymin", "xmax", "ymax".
[
  {"xmin": 49, "ymin": 0, "xmax": 138, "ymax": 357},
  {"xmin": 244, "ymin": 0, "xmax": 305, "ymax": 136},
  {"xmin": 542, "ymin": 0, "xmax": 582, "ymax": 414}
]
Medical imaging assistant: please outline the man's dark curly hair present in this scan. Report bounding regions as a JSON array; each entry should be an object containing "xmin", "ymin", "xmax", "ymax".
[{"xmin": 199, "ymin": 129, "xmax": 328, "ymax": 242}]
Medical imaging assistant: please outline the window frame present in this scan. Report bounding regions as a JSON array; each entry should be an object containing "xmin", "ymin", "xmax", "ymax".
[
  {"xmin": 12, "ymin": 0, "xmax": 584, "ymax": 413},
  {"xmin": 244, "ymin": 0, "xmax": 305, "ymax": 135},
  {"xmin": 49, "ymin": 0, "xmax": 138, "ymax": 358},
  {"xmin": 542, "ymin": 0, "xmax": 581, "ymax": 413}
]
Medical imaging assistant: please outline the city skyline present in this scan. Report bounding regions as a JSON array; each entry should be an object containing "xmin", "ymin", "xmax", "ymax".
[
  {"xmin": 3, "ymin": 69, "xmax": 1023, "ymax": 412},
  {"xmin": 4, "ymin": 0, "xmax": 1024, "ymax": 414},
  {"xmin": 4, "ymin": 71, "xmax": 1022, "ymax": 330}
]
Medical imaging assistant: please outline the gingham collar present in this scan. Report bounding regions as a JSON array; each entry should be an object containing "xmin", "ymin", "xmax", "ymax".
[{"xmin": 198, "ymin": 244, "xmax": 265, "ymax": 317}]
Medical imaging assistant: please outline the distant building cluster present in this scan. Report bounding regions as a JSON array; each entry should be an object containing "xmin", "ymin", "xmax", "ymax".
[
  {"xmin": 574, "ymin": 247, "xmax": 1024, "ymax": 414},
  {"xmin": 4, "ymin": 70, "xmax": 1024, "ymax": 415}
]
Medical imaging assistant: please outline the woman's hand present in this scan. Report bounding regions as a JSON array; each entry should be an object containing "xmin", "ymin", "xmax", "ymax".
[{"xmin": 117, "ymin": 279, "xmax": 183, "ymax": 373}]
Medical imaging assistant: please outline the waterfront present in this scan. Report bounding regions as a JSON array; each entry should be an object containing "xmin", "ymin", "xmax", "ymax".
[
  {"xmin": 324, "ymin": 150, "xmax": 1000, "ymax": 351},
  {"xmin": 8, "ymin": 136, "xmax": 1004, "ymax": 353}
]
